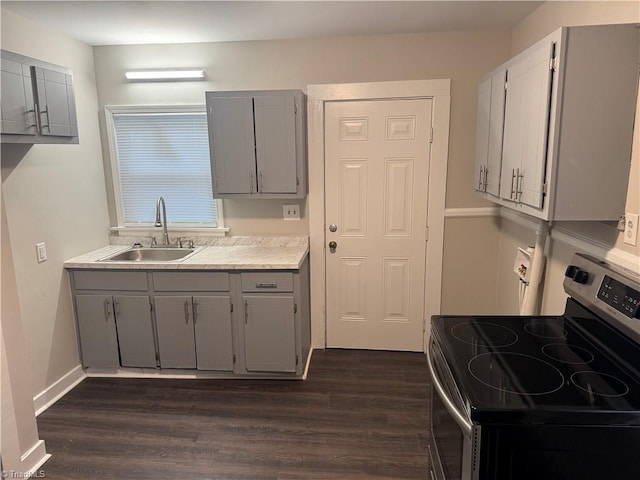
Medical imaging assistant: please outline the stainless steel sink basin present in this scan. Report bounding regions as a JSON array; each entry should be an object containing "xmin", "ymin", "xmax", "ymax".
[{"xmin": 100, "ymin": 247, "xmax": 200, "ymax": 263}]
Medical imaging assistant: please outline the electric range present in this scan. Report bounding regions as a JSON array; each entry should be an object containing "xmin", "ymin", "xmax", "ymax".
[{"xmin": 427, "ymin": 253, "xmax": 640, "ymax": 480}]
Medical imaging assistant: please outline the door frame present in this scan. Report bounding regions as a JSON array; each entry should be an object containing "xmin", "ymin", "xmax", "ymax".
[{"xmin": 307, "ymin": 80, "xmax": 451, "ymax": 352}]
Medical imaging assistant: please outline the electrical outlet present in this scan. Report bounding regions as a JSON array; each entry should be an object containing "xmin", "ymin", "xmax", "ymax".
[
  {"xmin": 624, "ymin": 213, "xmax": 638, "ymax": 246},
  {"xmin": 283, "ymin": 204, "xmax": 300, "ymax": 221},
  {"xmin": 36, "ymin": 242, "xmax": 47, "ymax": 263}
]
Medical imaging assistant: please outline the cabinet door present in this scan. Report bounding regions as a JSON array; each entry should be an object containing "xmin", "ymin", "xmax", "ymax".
[
  {"xmin": 254, "ymin": 95, "xmax": 298, "ymax": 194},
  {"xmin": 208, "ymin": 96, "xmax": 256, "ymax": 194},
  {"xmin": 114, "ymin": 296, "xmax": 156, "ymax": 368},
  {"xmin": 34, "ymin": 67, "xmax": 75, "ymax": 137},
  {"xmin": 243, "ymin": 296, "xmax": 296, "ymax": 373},
  {"xmin": 75, "ymin": 295, "xmax": 119, "ymax": 368},
  {"xmin": 486, "ymin": 69, "xmax": 506, "ymax": 197},
  {"xmin": 0, "ymin": 59, "xmax": 36, "ymax": 135},
  {"xmin": 474, "ymin": 77, "xmax": 491, "ymax": 193},
  {"xmin": 154, "ymin": 296, "xmax": 196, "ymax": 368},
  {"xmin": 501, "ymin": 41, "xmax": 554, "ymax": 208},
  {"xmin": 194, "ymin": 296, "xmax": 234, "ymax": 371}
]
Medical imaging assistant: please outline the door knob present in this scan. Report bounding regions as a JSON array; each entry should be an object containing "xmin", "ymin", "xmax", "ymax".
[
  {"xmin": 328, "ymin": 241, "xmax": 337, "ymax": 252},
  {"xmin": 329, "ymin": 224, "xmax": 338, "ymax": 232}
]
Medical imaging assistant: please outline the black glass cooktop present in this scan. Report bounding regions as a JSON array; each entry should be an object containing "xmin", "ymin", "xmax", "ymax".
[{"xmin": 432, "ymin": 299, "xmax": 640, "ymax": 425}]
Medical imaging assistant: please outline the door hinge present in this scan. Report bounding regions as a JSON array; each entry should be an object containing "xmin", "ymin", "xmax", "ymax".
[
  {"xmin": 296, "ymin": 355, "xmax": 299, "ymax": 365},
  {"xmin": 230, "ymin": 302, "xmax": 234, "ymax": 313},
  {"xmin": 149, "ymin": 298, "xmax": 153, "ymax": 311},
  {"xmin": 425, "ymin": 225, "xmax": 430, "ymax": 242},
  {"xmin": 542, "ymin": 183, "xmax": 548, "ymax": 195},
  {"xmin": 296, "ymin": 176, "xmax": 299, "ymax": 186},
  {"xmin": 155, "ymin": 352, "xmax": 160, "ymax": 363},
  {"xmin": 294, "ymin": 303, "xmax": 298, "ymax": 314},
  {"xmin": 550, "ymin": 56, "xmax": 558, "ymax": 71},
  {"xmin": 429, "ymin": 126, "xmax": 433, "ymax": 144},
  {"xmin": 504, "ymin": 81, "xmax": 508, "ymax": 91},
  {"xmin": 233, "ymin": 354, "xmax": 236, "ymax": 364}
]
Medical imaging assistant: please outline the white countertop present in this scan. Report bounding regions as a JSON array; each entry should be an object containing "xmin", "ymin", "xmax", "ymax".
[{"xmin": 64, "ymin": 240, "xmax": 309, "ymax": 270}]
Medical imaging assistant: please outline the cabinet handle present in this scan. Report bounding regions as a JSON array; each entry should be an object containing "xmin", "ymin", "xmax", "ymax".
[
  {"xmin": 517, "ymin": 170, "xmax": 524, "ymax": 202},
  {"xmin": 510, "ymin": 169, "xmax": 517, "ymax": 199},
  {"xmin": 40, "ymin": 105, "xmax": 50, "ymax": 131},
  {"xmin": 184, "ymin": 300, "xmax": 190, "ymax": 324},
  {"xmin": 193, "ymin": 300, "xmax": 199, "ymax": 324},
  {"xmin": 249, "ymin": 170, "xmax": 254, "ymax": 193},
  {"xmin": 113, "ymin": 299, "xmax": 120, "ymax": 317},
  {"xmin": 478, "ymin": 166, "xmax": 484, "ymax": 190},
  {"xmin": 255, "ymin": 282, "xmax": 278, "ymax": 289},
  {"xmin": 259, "ymin": 171, "xmax": 264, "ymax": 193},
  {"xmin": 244, "ymin": 299, "xmax": 249, "ymax": 324},
  {"xmin": 483, "ymin": 167, "xmax": 489, "ymax": 191},
  {"xmin": 103, "ymin": 299, "xmax": 111, "ymax": 321}
]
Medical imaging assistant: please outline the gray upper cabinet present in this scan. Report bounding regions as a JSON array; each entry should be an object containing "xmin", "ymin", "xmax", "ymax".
[
  {"xmin": 1, "ymin": 58, "xmax": 36, "ymax": 136},
  {"xmin": 34, "ymin": 67, "xmax": 78, "ymax": 138},
  {"xmin": 473, "ymin": 23, "xmax": 639, "ymax": 221},
  {"xmin": 206, "ymin": 90, "xmax": 307, "ymax": 199},
  {"xmin": 1, "ymin": 50, "xmax": 78, "ymax": 144}
]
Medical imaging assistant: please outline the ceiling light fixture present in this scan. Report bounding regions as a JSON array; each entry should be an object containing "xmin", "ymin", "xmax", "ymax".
[{"xmin": 125, "ymin": 69, "xmax": 206, "ymax": 81}]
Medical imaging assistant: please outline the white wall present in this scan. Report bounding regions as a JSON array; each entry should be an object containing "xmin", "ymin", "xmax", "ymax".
[
  {"xmin": 494, "ymin": 1, "xmax": 640, "ymax": 315},
  {"xmin": 1, "ymin": 9, "xmax": 109, "ymax": 404}
]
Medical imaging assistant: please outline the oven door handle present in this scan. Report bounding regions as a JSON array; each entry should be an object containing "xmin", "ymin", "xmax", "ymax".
[{"xmin": 427, "ymin": 340, "xmax": 473, "ymax": 437}]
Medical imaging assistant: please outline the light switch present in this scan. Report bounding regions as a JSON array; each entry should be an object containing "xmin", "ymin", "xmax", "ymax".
[{"xmin": 36, "ymin": 242, "xmax": 47, "ymax": 263}]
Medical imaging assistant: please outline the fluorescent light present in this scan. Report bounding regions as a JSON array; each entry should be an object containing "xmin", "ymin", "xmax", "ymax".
[{"xmin": 125, "ymin": 69, "xmax": 206, "ymax": 81}]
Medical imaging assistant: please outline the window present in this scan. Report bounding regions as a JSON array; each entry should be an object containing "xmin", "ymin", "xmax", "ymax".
[{"xmin": 105, "ymin": 105, "xmax": 223, "ymax": 231}]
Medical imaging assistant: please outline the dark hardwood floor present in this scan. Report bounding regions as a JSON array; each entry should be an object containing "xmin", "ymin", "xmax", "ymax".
[{"xmin": 37, "ymin": 349, "xmax": 431, "ymax": 480}]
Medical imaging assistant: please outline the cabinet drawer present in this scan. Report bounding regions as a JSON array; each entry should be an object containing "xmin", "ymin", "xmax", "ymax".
[
  {"xmin": 73, "ymin": 271, "xmax": 148, "ymax": 291},
  {"xmin": 152, "ymin": 272, "xmax": 230, "ymax": 292},
  {"xmin": 241, "ymin": 272, "xmax": 293, "ymax": 292}
]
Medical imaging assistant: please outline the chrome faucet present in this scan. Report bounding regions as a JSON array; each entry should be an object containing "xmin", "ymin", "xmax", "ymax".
[{"xmin": 154, "ymin": 196, "xmax": 170, "ymax": 246}]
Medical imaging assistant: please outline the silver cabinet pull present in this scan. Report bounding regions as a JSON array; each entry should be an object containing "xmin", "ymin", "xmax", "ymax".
[
  {"xmin": 39, "ymin": 105, "xmax": 50, "ymax": 131},
  {"xmin": 516, "ymin": 169, "xmax": 524, "ymax": 202},
  {"xmin": 478, "ymin": 166, "xmax": 485, "ymax": 190},
  {"xmin": 249, "ymin": 170, "xmax": 254, "ymax": 193},
  {"xmin": 510, "ymin": 168, "xmax": 517, "ymax": 199},
  {"xmin": 259, "ymin": 171, "xmax": 264, "ymax": 193},
  {"xmin": 255, "ymin": 282, "xmax": 277, "ymax": 289},
  {"xmin": 184, "ymin": 300, "xmax": 190, "ymax": 324},
  {"xmin": 244, "ymin": 300, "xmax": 249, "ymax": 324},
  {"xmin": 103, "ymin": 298, "xmax": 111, "ymax": 321},
  {"xmin": 113, "ymin": 299, "xmax": 120, "ymax": 317},
  {"xmin": 483, "ymin": 166, "xmax": 489, "ymax": 191}
]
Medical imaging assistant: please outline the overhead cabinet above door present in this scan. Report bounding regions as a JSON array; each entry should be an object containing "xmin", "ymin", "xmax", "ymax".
[
  {"xmin": 1, "ymin": 50, "xmax": 78, "ymax": 144},
  {"xmin": 473, "ymin": 24, "xmax": 640, "ymax": 221},
  {"xmin": 205, "ymin": 90, "xmax": 307, "ymax": 198}
]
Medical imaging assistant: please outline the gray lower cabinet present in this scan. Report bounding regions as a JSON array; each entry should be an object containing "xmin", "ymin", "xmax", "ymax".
[
  {"xmin": 69, "ymin": 261, "xmax": 310, "ymax": 377},
  {"xmin": 154, "ymin": 295, "xmax": 234, "ymax": 371},
  {"xmin": 243, "ymin": 295, "xmax": 296, "ymax": 373},
  {"xmin": 75, "ymin": 294, "xmax": 119, "ymax": 368},
  {"xmin": 75, "ymin": 294, "xmax": 155, "ymax": 368},
  {"xmin": 154, "ymin": 296, "xmax": 197, "ymax": 369}
]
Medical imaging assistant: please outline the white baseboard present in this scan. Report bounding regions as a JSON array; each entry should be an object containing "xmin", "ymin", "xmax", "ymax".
[
  {"xmin": 33, "ymin": 364, "xmax": 86, "ymax": 416},
  {"xmin": 19, "ymin": 440, "xmax": 51, "ymax": 476}
]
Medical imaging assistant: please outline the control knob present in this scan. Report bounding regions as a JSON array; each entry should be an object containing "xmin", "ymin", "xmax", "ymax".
[{"xmin": 564, "ymin": 265, "xmax": 589, "ymax": 284}]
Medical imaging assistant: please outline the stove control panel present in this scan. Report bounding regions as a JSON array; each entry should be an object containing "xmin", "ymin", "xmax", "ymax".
[
  {"xmin": 598, "ymin": 275, "xmax": 640, "ymax": 319},
  {"xmin": 564, "ymin": 253, "xmax": 640, "ymax": 342}
]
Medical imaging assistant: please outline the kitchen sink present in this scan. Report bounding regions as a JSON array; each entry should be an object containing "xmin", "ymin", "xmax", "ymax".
[{"xmin": 99, "ymin": 247, "xmax": 201, "ymax": 263}]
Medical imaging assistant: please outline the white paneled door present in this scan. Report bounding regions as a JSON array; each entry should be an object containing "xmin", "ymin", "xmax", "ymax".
[{"xmin": 325, "ymin": 99, "xmax": 432, "ymax": 351}]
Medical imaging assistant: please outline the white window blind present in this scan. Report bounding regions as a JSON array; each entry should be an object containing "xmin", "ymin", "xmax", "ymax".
[{"xmin": 112, "ymin": 111, "xmax": 218, "ymax": 227}]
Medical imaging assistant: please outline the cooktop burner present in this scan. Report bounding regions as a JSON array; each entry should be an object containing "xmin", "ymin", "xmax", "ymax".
[
  {"xmin": 468, "ymin": 352, "xmax": 565, "ymax": 395},
  {"xmin": 542, "ymin": 343, "xmax": 594, "ymax": 364},
  {"xmin": 524, "ymin": 319, "xmax": 567, "ymax": 339},
  {"xmin": 571, "ymin": 371, "xmax": 630, "ymax": 398},
  {"xmin": 451, "ymin": 322, "xmax": 518, "ymax": 347}
]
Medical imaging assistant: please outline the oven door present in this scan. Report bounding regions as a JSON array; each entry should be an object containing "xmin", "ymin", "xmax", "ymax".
[{"xmin": 427, "ymin": 336, "xmax": 481, "ymax": 480}]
